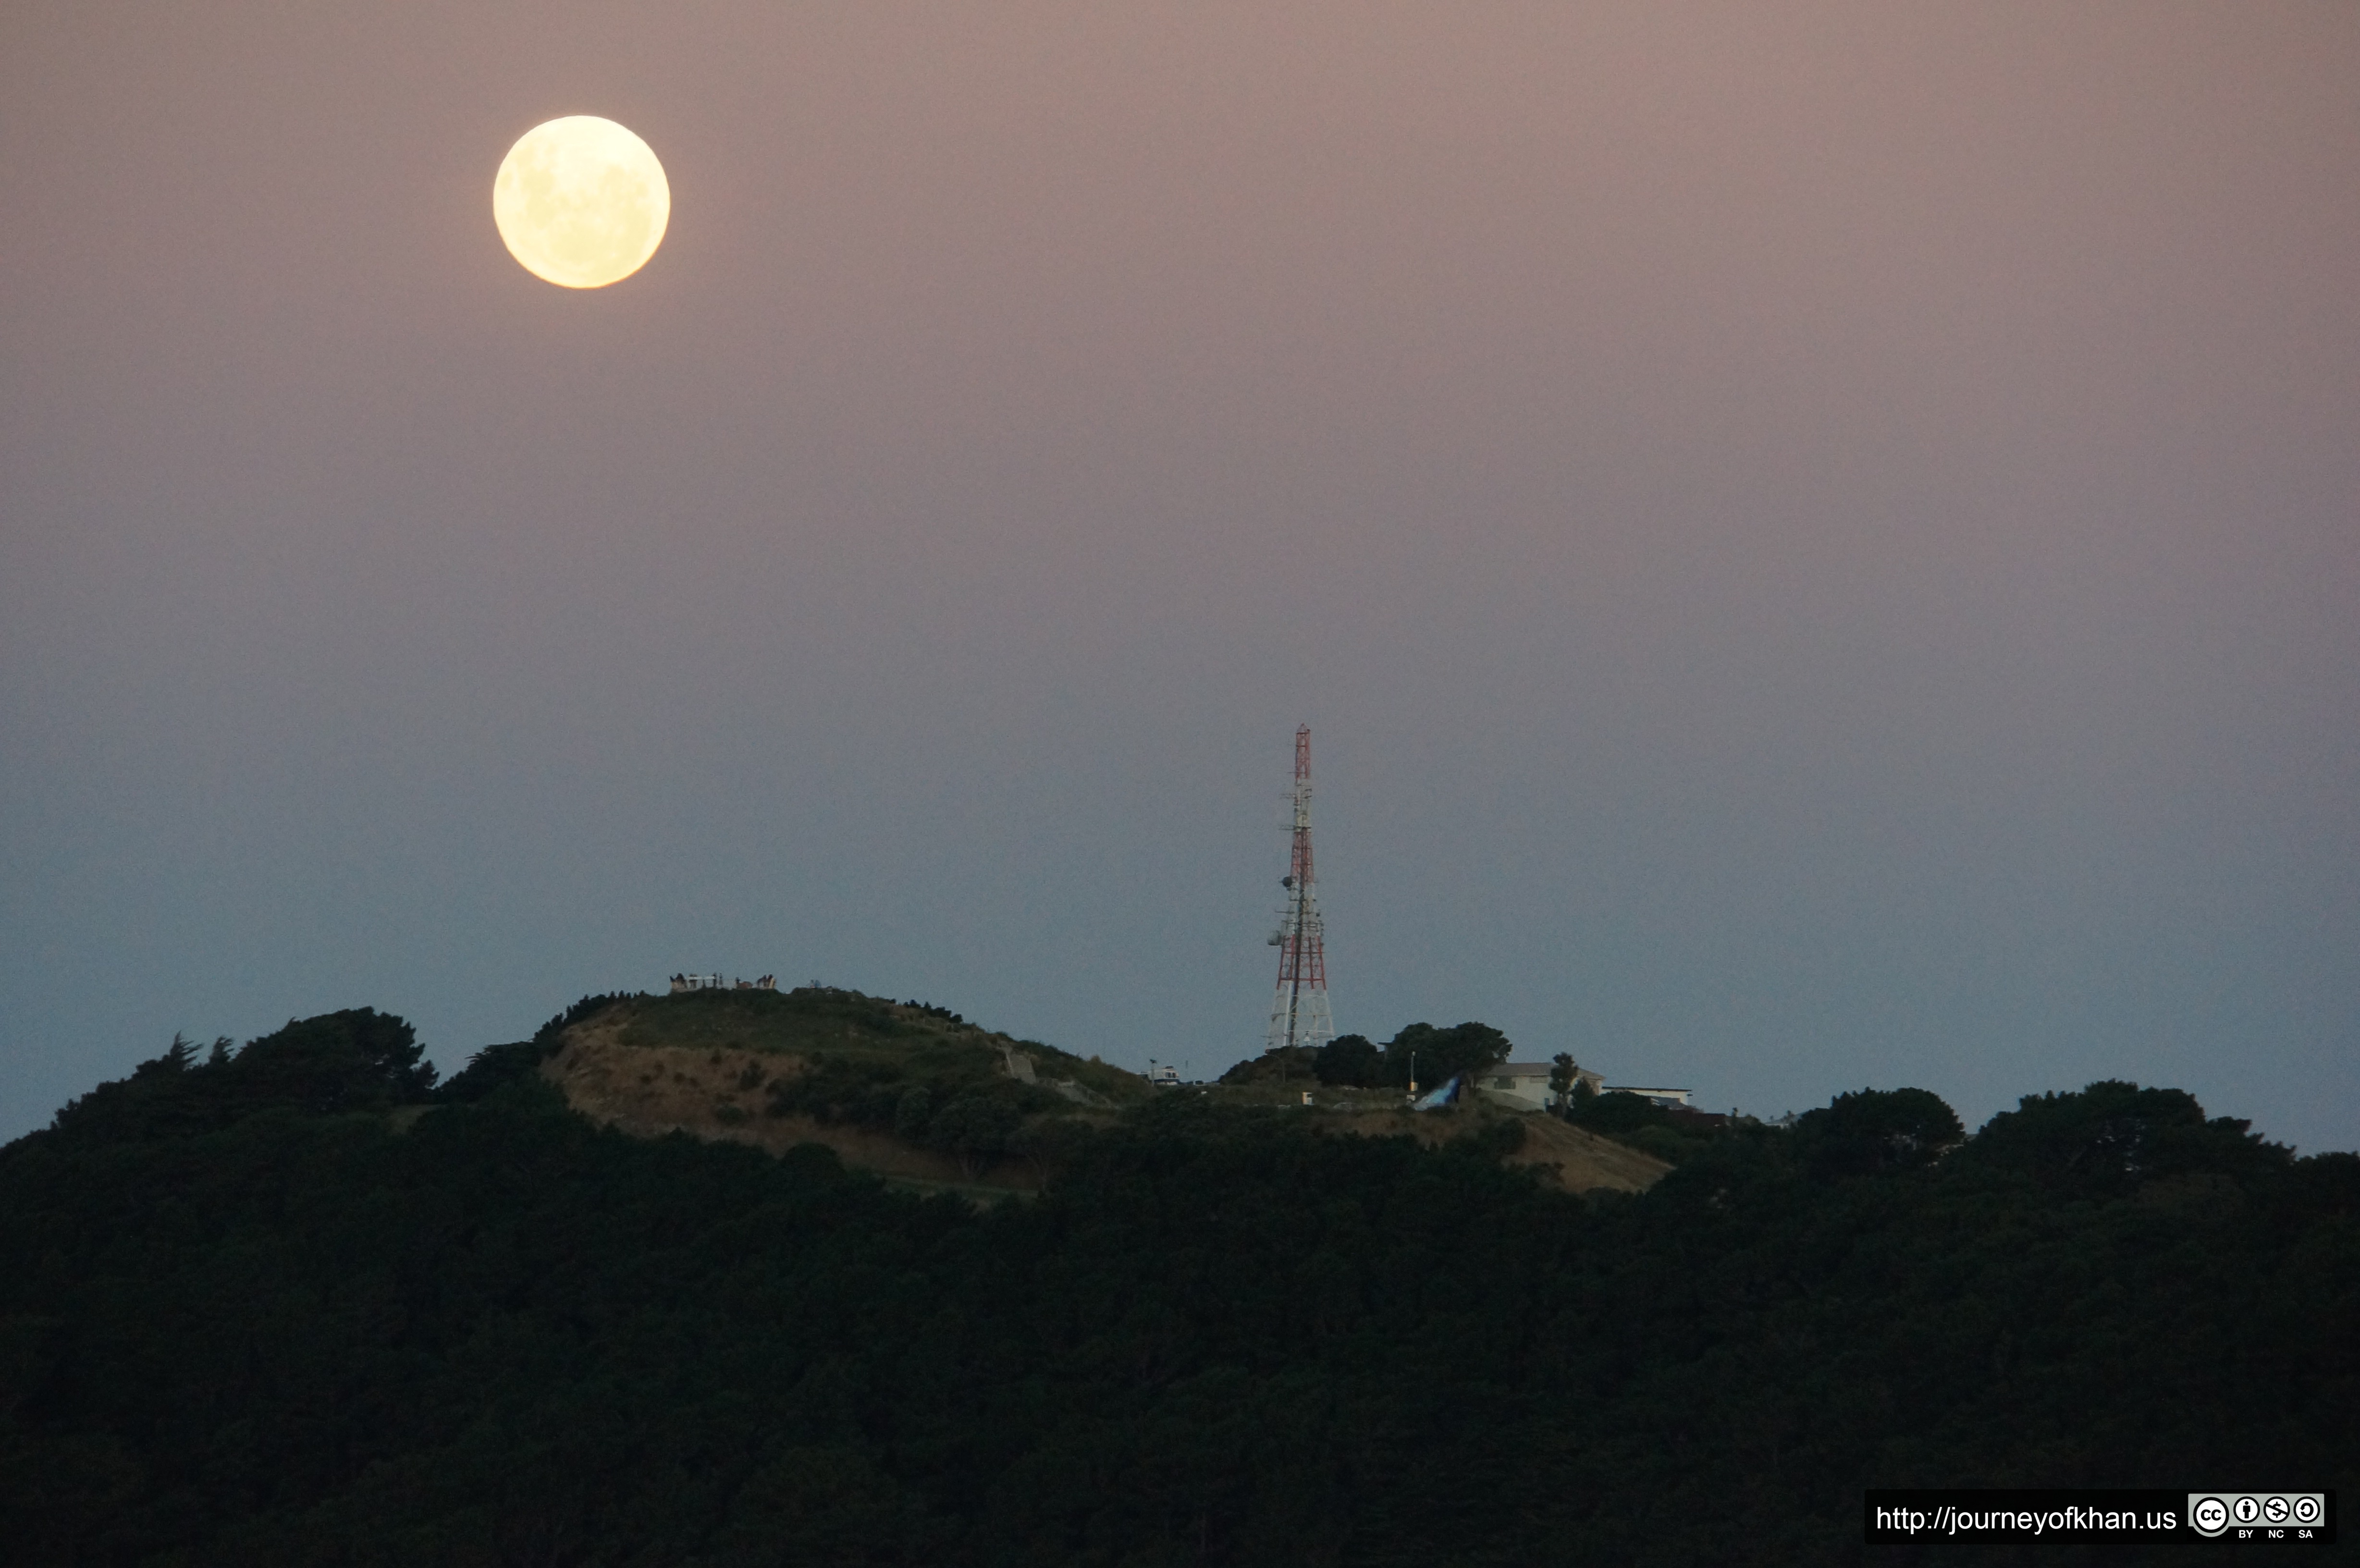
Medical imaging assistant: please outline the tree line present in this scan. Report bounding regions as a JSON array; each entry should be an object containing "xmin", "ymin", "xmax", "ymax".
[
  {"xmin": 1219, "ymin": 1021, "xmax": 1515, "ymax": 1090},
  {"xmin": 0, "ymin": 1006, "xmax": 2352, "ymax": 1565}
]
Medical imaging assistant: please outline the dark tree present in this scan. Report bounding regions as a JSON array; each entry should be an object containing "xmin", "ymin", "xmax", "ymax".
[
  {"xmin": 1547, "ymin": 1052, "xmax": 1582, "ymax": 1115},
  {"xmin": 1216, "ymin": 1046, "xmax": 1318, "ymax": 1085},
  {"xmin": 928, "ymin": 1093, "xmax": 1022, "ymax": 1179},
  {"xmin": 44, "ymin": 1009, "xmax": 436, "ymax": 1144},
  {"xmin": 230, "ymin": 1007, "xmax": 439, "ymax": 1111},
  {"xmin": 1380, "ymin": 1021, "xmax": 1512, "ymax": 1087},
  {"xmin": 1572, "ymin": 1089, "xmax": 1667, "ymax": 1135},
  {"xmin": 1790, "ymin": 1086, "xmax": 1964, "ymax": 1176},
  {"xmin": 1958, "ymin": 1078, "xmax": 2288, "ymax": 1196},
  {"xmin": 1313, "ymin": 1033, "xmax": 1381, "ymax": 1087}
]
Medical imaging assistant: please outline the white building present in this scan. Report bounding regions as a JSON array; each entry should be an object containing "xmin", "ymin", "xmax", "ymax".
[
  {"xmin": 1474, "ymin": 1065, "xmax": 1699, "ymax": 1114},
  {"xmin": 1475, "ymin": 1061, "xmax": 1606, "ymax": 1113}
]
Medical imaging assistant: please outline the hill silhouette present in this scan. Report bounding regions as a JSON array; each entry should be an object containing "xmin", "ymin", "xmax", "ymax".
[{"xmin": 0, "ymin": 993, "xmax": 2351, "ymax": 1564}]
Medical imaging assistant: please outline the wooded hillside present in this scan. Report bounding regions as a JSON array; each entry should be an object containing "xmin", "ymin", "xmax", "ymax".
[{"xmin": 1, "ymin": 1002, "xmax": 2351, "ymax": 1565}]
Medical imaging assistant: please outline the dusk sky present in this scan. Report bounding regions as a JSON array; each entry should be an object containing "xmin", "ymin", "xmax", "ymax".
[{"xmin": 5, "ymin": 2, "xmax": 2355, "ymax": 1151}]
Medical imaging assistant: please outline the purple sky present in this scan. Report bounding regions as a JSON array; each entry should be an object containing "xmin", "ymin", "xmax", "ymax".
[{"xmin": 5, "ymin": 2, "xmax": 2355, "ymax": 1149}]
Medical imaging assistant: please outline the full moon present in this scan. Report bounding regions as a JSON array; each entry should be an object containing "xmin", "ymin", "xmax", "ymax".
[{"xmin": 492, "ymin": 116, "xmax": 669, "ymax": 289}]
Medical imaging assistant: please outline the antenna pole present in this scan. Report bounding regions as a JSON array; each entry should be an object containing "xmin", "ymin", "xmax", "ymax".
[{"xmin": 1266, "ymin": 725, "xmax": 1336, "ymax": 1056}]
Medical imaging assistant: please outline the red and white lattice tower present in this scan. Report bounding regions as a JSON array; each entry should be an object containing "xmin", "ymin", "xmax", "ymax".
[{"xmin": 1266, "ymin": 725, "xmax": 1336, "ymax": 1054}]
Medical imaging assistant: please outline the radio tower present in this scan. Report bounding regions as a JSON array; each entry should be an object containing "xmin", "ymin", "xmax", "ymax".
[{"xmin": 1266, "ymin": 725, "xmax": 1335, "ymax": 1055}]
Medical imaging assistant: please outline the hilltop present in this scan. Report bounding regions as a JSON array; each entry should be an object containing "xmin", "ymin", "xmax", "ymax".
[
  {"xmin": 537, "ymin": 987, "xmax": 1145, "ymax": 1197},
  {"xmin": 527, "ymin": 987, "xmax": 1670, "ymax": 1198}
]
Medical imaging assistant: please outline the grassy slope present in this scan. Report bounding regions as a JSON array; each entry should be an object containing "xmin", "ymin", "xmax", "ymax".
[
  {"xmin": 541, "ymin": 988, "xmax": 1668, "ymax": 1196},
  {"xmin": 541, "ymin": 988, "xmax": 1149, "ymax": 1194},
  {"xmin": 598, "ymin": 987, "xmax": 1148, "ymax": 1102}
]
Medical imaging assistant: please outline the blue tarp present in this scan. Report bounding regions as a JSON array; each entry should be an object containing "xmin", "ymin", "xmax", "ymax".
[{"xmin": 1411, "ymin": 1073, "xmax": 1465, "ymax": 1111}]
